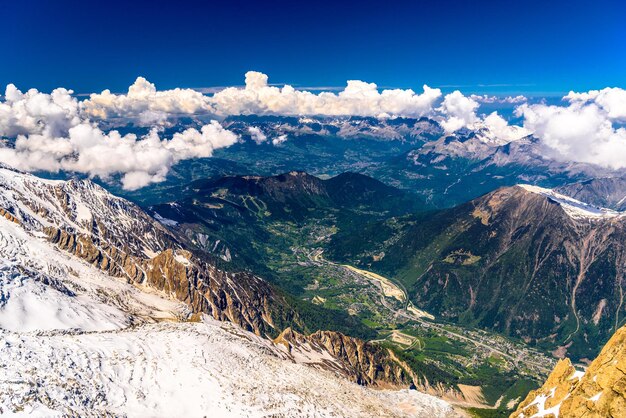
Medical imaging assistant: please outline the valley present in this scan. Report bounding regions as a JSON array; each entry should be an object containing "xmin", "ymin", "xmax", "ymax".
[
  {"xmin": 145, "ymin": 171, "xmax": 566, "ymax": 414},
  {"xmin": 283, "ymin": 230, "xmax": 555, "ymax": 414}
]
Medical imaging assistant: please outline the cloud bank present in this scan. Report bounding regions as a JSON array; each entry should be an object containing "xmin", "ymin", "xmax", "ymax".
[
  {"xmin": 2, "ymin": 72, "xmax": 626, "ymax": 187},
  {"xmin": 82, "ymin": 77, "xmax": 213, "ymax": 126},
  {"xmin": 517, "ymin": 87, "xmax": 626, "ymax": 169},
  {"xmin": 78, "ymin": 72, "xmax": 446, "ymax": 126},
  {"xmin": 209, "ymin": 71, "xmax": 443, "ymax": 119},
  {"xmin": 0, "ymin": 121, "xmax": 238, "ymax": 190}
]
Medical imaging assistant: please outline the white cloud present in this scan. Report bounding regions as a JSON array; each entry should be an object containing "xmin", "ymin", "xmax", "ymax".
[
  {"xmin": 247, "ymin": 126, "xmax": 267, "ymax": 144},
  {"xmin": 0, "ymin": 121, "xmax": 238, "ymax": 190},
  {"xmin": 478, "ymin": 112, "xmax": 530, "ymax": 143},
  {"xmin": 81, "ymin": 77, "xmax": 214, "ymax": 125},
  {"xmin": 439, "ymin": 90, "xmax": 479, "ymax": 133},
  {"xmin": 0, "ymin": 85, "xmax": 81, "ymax": 138},
  {"xmin": 516, "ymin": 92, "xmax": 626, "ymax": 169},
  {"xmin": 470, "ymin": 94, "xmax": 527, "ymax": 104},
  {"xmin": 564, "ymin": 87, "xmax": 626, "ymax": 121},
  {"xmin": 272, "ymin": 134, "xmax": 288, "ymax": 146},
  {"xmin": 209, "ymin": 71, "xmax": 443, "ymax": 118}
]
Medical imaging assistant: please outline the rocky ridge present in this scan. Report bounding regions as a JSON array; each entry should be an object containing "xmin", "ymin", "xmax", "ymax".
[{"xmin": 513, "ymin": 324, "xmax": 626, "ymax": 417}]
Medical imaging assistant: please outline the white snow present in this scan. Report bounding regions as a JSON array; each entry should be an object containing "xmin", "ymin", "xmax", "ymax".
[
  {"xmin": 0, "ymin": 215, "xmax": 182, "ymax": 332},
  {"xmin": 524, "ymin": 387, "xmax": 561, "ymax": 418},
  {"xmin": 518, "ymin": 184, "xmax": 624, "ymax": 219},
  {"xmin": 174, "ymin": 252, "xmax": 191, "ymax": 266},
  {"xmin": 0, "ymin": 318, "xmax": 456, "ymax": 418},
  {"xmin": 569, "ymin": 370, "xmax": 585, "ymax": 381},
  {"xmin": 589, "ymin": 392, "xmax": 602, "ymax": 402},
  {"xmin": 154, "ymin": 212, "xmax": 178, "ymax": 226}
]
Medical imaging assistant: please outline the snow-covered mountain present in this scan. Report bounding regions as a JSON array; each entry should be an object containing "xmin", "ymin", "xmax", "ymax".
[
  {"xmin": 0, "ymin": 166, "xmax": 457, "ymax": 417},
  {"xmin": 223, "ymin": 115, "xmax": 443, "ymax": 143}
]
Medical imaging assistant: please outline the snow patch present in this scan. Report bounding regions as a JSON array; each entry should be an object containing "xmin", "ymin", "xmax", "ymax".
[
  {"xmin": 518, "ymin": 184, "xmax": 624, "ymax": 219},
  {"xmin": 589, "ymin": 392, "xmax": 602, "ymax": 402},
  {"xmin": 154, "ymin": 212, "xmax": 178, "ymax": 226}
]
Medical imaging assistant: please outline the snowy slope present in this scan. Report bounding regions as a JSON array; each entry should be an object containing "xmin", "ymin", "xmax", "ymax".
[
  {"xmin": 0, "ymin": 168, "xmax": 457, "ymax": 417},
  {"xmin": 0, "ymin": 165, "xmax": 173, "ymax": 258},
  {"xmin": 518, "ymin": 184, "xmax": 624, "ymax": 219},
  {"xmin": 0, "ymin": 215, "xmax": 183, "ymax": 333},
  {"xmin": 0, "ymin": 319, "xmax": 456, "ymax": 418}
]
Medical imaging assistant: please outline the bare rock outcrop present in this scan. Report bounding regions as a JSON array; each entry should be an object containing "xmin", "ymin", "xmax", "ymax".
[{"xmin": 513, "ymin": 324, "xmax": 626, "ymax": 417}]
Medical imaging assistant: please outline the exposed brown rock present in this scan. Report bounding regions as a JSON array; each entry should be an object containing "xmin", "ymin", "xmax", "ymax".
[
  {"xmin": 0, "ymin": 208, "xmax": 19, "ymax": 224},
  {"xmin": 274, "ymin": 327, "xmax": 410, "ymax": 388},
  {"xmin": 513, "ymin": 324, "xmax": 626, "ymax": 417},
  {"xmin": 44, "ymin": 226, "xmax": 294, "ymax": 336}
]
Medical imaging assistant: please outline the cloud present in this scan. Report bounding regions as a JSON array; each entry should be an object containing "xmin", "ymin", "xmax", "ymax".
[
  {"xmin": 81, "ymin": 77, "xmax": 214, "ymax": 126},
  {"xmin": 272, "ymin": 134, "xmax": 288, "ymax": 146},
  {"xmin": 247, "ymin": 126, "xmax": 267, "ymax": 144},
  {"xmin": 439, "ymin": 90, "xmax": 479, "ymax": 133},
  {"xmin": 479, "ymin": 111, "xmax": 530, "ymax": 142},
  {"xmin": 0, "ymin": 121, "xmax": 238, "ymax": 190},
  {"xmin": 5, "ymin": 72, "xmax": 626, "ymax": 183},
  {"xmin": 75, "ymin": 72, "xmax": 446, "ymax": 126},
  {"xmin": 209, "ymin": 71, "xmax": 443, "ymax": 118},
  {"xmin": 516, "ymin": 90, "xmax": 626, "ymax": 169},
  {"xmin": 564, "ymin": 87, "xmax": 626, "ymax": 121},
  {"xmin": 0, "ymin": 85, "xmax": 81, "ymax": 138}
]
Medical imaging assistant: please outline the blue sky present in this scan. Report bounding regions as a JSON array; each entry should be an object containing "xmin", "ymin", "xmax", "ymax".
[{"xmin": 2, "ymin": 0, "xmax": 625, "ymax": 95}]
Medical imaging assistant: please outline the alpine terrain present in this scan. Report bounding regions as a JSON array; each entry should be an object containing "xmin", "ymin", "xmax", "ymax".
[{"xmin": 0, "ymin": 165, "xmax": 457, "ymax": 417}]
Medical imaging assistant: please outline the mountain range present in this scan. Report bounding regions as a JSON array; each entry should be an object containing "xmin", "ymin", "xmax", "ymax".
[{"xmin": 4, "ymin": 114, "xmax": 626, "ymax": 416}]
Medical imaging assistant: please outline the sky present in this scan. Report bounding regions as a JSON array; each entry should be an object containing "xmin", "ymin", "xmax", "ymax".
[{"xmin": 2, "ymin": 0, "xmax": 625, "ymax": 95}]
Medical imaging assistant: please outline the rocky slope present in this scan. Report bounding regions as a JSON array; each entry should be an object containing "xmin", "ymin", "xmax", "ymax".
[
  {"xmin": 557, "ymin": 176, "xmax": 626, "ymax": 211},
  {"xmin": 512, "ymin": 324, "xmax": 626, "ymax": 417},
  {"xmin": 275, "ymin": 327, "xmax": 411, "ymax": 387},
  {"xmin": 329, "ymin": 183, "xmax": 626, "ymax": 360}
]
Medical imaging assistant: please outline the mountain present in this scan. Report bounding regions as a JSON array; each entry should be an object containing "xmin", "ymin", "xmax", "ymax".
[
  {"xmin": 0, "ymin": 165, "xmax": 458, "ymax": 416},
  {"xmin": 217, "ymin": 116, "xmax": 622, "ymax": 210},
  {"xmin": 328, "ymin": 183, "xmax": 626, "ymax": 360},
  {"xmin": 35, "ymin": 115, "xmax": 624, "ymax": 212},
  {"xmin": 223, "ymin": 115, "xmax": 443, "ymax": 143},
  {"xmin": 372, "ymin": 129, "xmax": 620, "ymax": 208},
  {"xmin": 556, "ymin": 176, "xmax": 626, "ymax": 211},
  {"xmin": 513, "ymin": 324, "xmax": 626, "ymax": 417},
  {"xmin": 148, "ymin": 171, "xmax": 422, "ymax": 284},
  {"xmin": 173, "ymin": 170, "xmax": 422, "ymax": 220}
]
